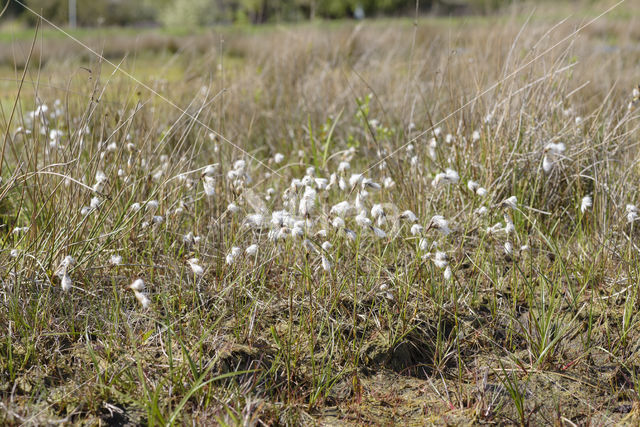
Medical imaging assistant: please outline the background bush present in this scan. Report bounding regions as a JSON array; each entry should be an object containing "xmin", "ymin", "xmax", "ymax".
[{"xmin": 20, "ymin": 0, "xmax": 514, "ymax": 27}]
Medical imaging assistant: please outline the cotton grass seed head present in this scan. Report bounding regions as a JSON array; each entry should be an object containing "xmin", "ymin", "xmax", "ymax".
[
  {"xmin": 542, "ymin": 155, "xmax": 553, "ymax": 173},
  {"xmin": 433, "ymin": 251, "xmax": 448, "ymax": 269},
  {"xmin": 187, "ymin": 258, "xmax": 204, "ymax": 276},
  {"xmin": 444, "ymin": 266, "xmax": 452, "ymax": 281},
  {"xmin": 372, "ymin": 227, "xmax": 386, "ymax": 239},
  {"xmin": 134, "ymin": 291, "xmax": 150, "ymax": 309},
  {"xmin": 400, "ymin": 210, "xmax": 418, "ymax": 223},
  {"xmin": 355, "ymin": 212, "xmax": 372, "ymax": 228},
  {"xmin": 428, "ymin": 215, "xmax": 451, "ymax": 235},
  {"xmin": 61, "ymin": 273, "xmax": 73, "ymax": 292},
  {"xmin": 226, "ymin": 247, "xmax": 242, "ymax": 265},
  {"xmin": 332, "ymin": 217, "xmax": 345, "ymax": 228},
  {"xmin": 544, "ymin": 142, "xmax": 566, "ymax": 155},
  {"xmin": 146, "ymin": 200, "xmax": 159, "ymax": 211},
  {"xmin": 203, "ymin": 176, "xmax": 216, "ymax": 196},
  {"xmin": 503, "ymin": 196, "xmax": 518, "ymax": 209},
  {"xmin": 129, "ymin": 278, "xmax": 145, "ymax": 291},
  {"xmin": 321, "ymin": 255, "xmax": 332, "ymax": 272},
  {"xmin": 504, "ymin": 242, "xmax": 513, "ymax": 256},
  {"xmin": 581, "ymin": 195, "xmax": 592, "ymax": 213}
]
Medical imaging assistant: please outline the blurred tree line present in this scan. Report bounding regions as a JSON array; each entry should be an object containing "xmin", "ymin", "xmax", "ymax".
[{"xmin": 17, "ymin": 0, "xmax": 508, "ymax": 26}]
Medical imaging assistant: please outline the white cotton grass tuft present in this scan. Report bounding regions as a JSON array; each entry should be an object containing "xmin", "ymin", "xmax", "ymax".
[
  {"xmin": 581, "ymin": 195, "xmax": 592, "ymax": 214},
  {"xmin": 129, "ymin": 279, "xmax": 151, "ymax": 308},
  {"xmin": 337, "ymin": 161, "xmax": 351, "ymax": 173},
  {"xmin": 474, "ymin": 206, "xmax": 488, "ymax": 217},
  {"xmin": 321, "ymin": 255, "xmax": 332, "ymax": 272},
  {"xmin": 504, "ymin": 215, "xmax": 515, "ymax": 234},
  {"xmin": 245, "ymin": 244, "xmax": 259, "ymax": 256},
  {"xmin": 503, "ymin": 196, "xmax": 518, "ymax": 209},
  {"xmin": 90, "ymin": 197, "xmax": 101, "ymax": 209},
  {"xmin": 60, "ymin": 273, "xmax": 73, "ymax": 292},
  {"xmin": 444, "ymin": 266, "xmax": 452, "ymax": 282},
  {"xmin": 432, "ymin": 168, "xmax": 459, "ymax": 187},
  {"xmin": 428, "ymin": 215, "xmax": 451, "ymax": 235},
  {"xmin": 110, "ymin": 254, "xmax": 123, "ymax": 266},
  {"xmin": 315, "ymin": 229, "xmax": 328, "ymax": 238},
  {"xmin": 372, "ymin": 227, "xmax": 387, "ymax": 239},
  {"xmin": 486, "ymin": 222, "xmax": 504, "ymax": 235},
  {"xmin": 331, "ymin": 217, "xmax": 346, "ymax": 229},
  {"xmin": 244, "ymin": 213, "xmax": 265, "ymax": 228},
  {"xmin": 203, "ymin": 176, "xmax": 216, "ymax": 196},
  {"xmin": 314, "ymin": 178, "xmax": 328, "ymax": 190},
  {"xmin": 299, "ymin": 186, "xmax": 317, "ymax": 218},
  {"xmin": 542, "ymin": 142, "xmax": 566, "ymax": 173},
  {"xmin": 56, "ymin": 256, "xmax": 76, "ymax": 292},
  {"xmin": 354, "ymin": 192, "xmax": 366, "ymax": 213},
  {"xmin": 93, "ymin": 170, "xmax": 108, "ymax": 192},
  {"xmin": 129, "ymin": 278, "xmax": 145, "ymax": 291},
  {"xmin": 330, "ymin": 201, "xmax": 352, "ymax": 218},
  {"xmin": 504, "ymin": 242, "xmax": 513, "ymax": 256},
  {"xmin": 428, "ymin": 139, "xmax": 437, "ymax": 160},
  {"xmin": 542, "ymin": 155, "xmax": 553, "ymax": 173},
  {"xmin": 273, "ymin": 153, "xmax": 285, "ymax": 164},
  {"xmin": 202, "ymin": 164, "xmax": 218, "ymax": 177},
  {"xmin": 226, "ymin": 247, "xmax": 242, "ymax": 265},
  {"xmin": 399, "ymin": 210, "xmax": 418, "ymax": 223},
  {"xmin": 12, "ymin": 226, "xmax": 29, "ymax": 235},
  {"xmin": 355, "ymin": 211, "xmax": 372, "ymax": 228},
  {"xmin": 626, "ymin": 205, "xmax": 639, "ymax": 223},
  {"xmin": 343, "ymin": 228, "xmax": 357, "ymax": 241},
  {"xmin": 349, "ymin": 173, "xmax": 364, "ymax": 188},
  {"xmin": 362, "ymin": 178, "xmax": 381, "ymax": 191},
  {"xmin": 432, "ymin": 251, "xmax": 448, "ymax": 269},
  {"xmin": 187, "ymin": 258, "xmax": 204, "ymax": 276},
  {"xmin": 291, "ymin": 226, "xmax": 304, "ymax": 238},
  {"xmin": 134, "ymin": 291, "xmax": 150, "ymax": 309},
  {"xmin": 371, "ymin": 204, "xmax": 385, "ymax": 220},
  {"xmin": 476, "ymin": 187, "xmax": 488, "ymax": 197},
  {"xmin": 183, "ymin": 232, "xmax": 196, "ymax": 245},
  {"xmin": 146, "ymin": 200, "xmax": 159, "ymax": 211},
  {"xmin": 544, "ymin": 142, "xmax": 566, "ymax": 155},
  {"xmin": 411, "ymin": 224, "xmax": 423, "ymax": 236},
  {"xmin": 338, "ymin": 177, "xmax": 348, "ymax": 191}
]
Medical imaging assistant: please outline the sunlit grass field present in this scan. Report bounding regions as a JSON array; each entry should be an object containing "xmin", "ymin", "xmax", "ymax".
[{"xmin": 2, "ymin": 1, "xmax": 640, "ymax": 424}]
